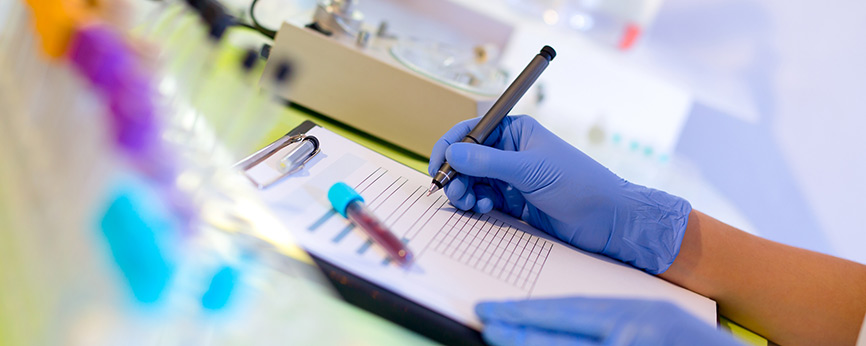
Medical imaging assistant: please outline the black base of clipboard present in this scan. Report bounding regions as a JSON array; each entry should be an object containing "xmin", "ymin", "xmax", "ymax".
[{"xmin": 310, "ymin": 254, "xmax": 486, "ymax": 346}]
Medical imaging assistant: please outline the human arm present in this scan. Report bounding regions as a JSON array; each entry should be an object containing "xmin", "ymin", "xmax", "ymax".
[
  {"xmin": 661, "ymin": 209, "xmax": 866, "ymax": 345},
  {"xmin": 429, "ymin": 116, "xmax": 866, "ymax": 345}
]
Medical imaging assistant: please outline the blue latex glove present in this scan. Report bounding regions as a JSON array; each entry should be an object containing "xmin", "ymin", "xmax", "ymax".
[
  {"xmin": 428, "ymin": 116, "xmax": 691, "ymax": 274},
  {"xmin": 476, "ymin": 298, "xmax": 741, "ymax": 346}
]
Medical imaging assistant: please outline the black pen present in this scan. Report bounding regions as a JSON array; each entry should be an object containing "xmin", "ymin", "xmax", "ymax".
[{"xmin": 427, "ymin": 45, "xmax": 556, "ymax": 196}]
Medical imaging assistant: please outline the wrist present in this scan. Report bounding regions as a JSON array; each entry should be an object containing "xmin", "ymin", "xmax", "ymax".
[{"xmin": 603, "ymin": 183, "xmax": 691, "ymax": 274}]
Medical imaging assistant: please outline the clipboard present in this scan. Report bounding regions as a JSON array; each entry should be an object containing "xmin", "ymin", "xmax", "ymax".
[
  {"xmin": 239, "ymin": 120, "xmax": 485, "ymax": 345},
  {"xmin": 240, "ymin": 120, "xmax": 716, "ymax": 346}
]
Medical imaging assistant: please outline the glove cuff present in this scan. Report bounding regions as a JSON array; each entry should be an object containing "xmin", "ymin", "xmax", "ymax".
[{"xmin": 603, "ymin": 183, "xmax": 691, "ymax": 275}]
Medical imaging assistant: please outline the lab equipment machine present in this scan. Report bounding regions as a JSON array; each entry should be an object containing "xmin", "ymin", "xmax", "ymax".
[{"xmin": 261, "ymin": 0, "xmax": 515, "ymax": 156}]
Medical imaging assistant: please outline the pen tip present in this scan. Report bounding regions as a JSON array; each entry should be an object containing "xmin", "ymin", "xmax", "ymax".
[{"xmin": 426, "ymin": 184, "xmax": 439, "ymax": 197}]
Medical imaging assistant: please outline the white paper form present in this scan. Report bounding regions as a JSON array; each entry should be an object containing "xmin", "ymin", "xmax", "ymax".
[{"xmin": 246, "ymin": 125, "xmax": 716, "ymax": 329}]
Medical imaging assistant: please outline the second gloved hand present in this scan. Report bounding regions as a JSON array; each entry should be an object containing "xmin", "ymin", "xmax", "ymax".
[
  {"xmin": 475, "ymin": 298, "xmax": 741, "ymax": 346},
  {"xmin": 428, "ymin": 116, "xmax": 691, "ymax": 274}
]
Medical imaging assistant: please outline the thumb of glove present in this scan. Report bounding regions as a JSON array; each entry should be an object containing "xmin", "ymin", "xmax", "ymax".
[{"xmin": 445, "ymin": 143, "xmax": 534, "ymax": 191}]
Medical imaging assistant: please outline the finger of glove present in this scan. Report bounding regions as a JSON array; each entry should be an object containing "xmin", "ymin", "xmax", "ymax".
[
  {"xmin": 483, "ymin": 322, "xmax": 599, "ymax": 346},
  {"xmin": 428, "ymin": 116, "xmax": 518, "ymax": 176},
  {"xmin": 472, "ymin": 183, "xmax": 499, "ymax": 214},
  {"xmin": 428, "ymin": 118, "xmax": 483, "ymax": 177},
  {"xmin": 476, "ymin": 298, "xmax": 631, "ymax": 337},
  {"xmin": 445, "ymin": 175, "xmax": 476, "ymax": 211},
  {"xmin": 446, "ymin": 143, "xmax": 532, "ymax": 191}
]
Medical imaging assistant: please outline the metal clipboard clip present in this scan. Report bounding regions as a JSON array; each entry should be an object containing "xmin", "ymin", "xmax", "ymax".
[{"xmin": 236, "ymin": 134, "xmax": 320, "ymax": 189}]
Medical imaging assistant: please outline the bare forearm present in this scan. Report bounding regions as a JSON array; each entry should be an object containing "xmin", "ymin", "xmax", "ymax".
[{"xmin": 660, "ymin": 210, "xmax": 866, "ymax": 345}]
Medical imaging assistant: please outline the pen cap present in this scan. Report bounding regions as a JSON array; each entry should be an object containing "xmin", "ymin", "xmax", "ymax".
[{"xmin": 328, "ymin": 182, "xmax": 365, "ymax": 218}]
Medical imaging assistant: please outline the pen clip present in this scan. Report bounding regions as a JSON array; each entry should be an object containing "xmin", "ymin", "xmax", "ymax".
[{"xmin": 236, "ymin": 134, "xmax": 320, "ymax": 189}]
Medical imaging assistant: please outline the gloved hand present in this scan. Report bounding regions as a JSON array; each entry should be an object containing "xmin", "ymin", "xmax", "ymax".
[
  {"xmin": 428, "ymin": 115, "xmax": 691, "ymax": 274},
  {"xmin": 475, "ymin": 298, "xmax": 741, "ymax": 346}
]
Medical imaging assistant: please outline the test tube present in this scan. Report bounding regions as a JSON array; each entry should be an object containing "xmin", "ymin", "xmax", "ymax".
[
  {"xmin": 225, "ymin": 60, "xmax": 293, "ymax": 160},
  {"xmin": 204, "ymin": 48, "xmax": 260, "ymax": 158},
  {"xmin": 328, "ymin": 182, "xmax": 413, "ymax": 266}
]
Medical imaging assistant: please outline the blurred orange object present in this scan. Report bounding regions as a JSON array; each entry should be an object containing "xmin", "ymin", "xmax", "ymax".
[{"xmin": 23, "ymin": 0, "xmax": 101, "ymax": 58}]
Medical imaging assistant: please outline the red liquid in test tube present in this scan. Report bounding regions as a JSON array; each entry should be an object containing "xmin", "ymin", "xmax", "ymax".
[{"xmin": 345, "ymin": 202, "xmax": 413, "ymax": 266}]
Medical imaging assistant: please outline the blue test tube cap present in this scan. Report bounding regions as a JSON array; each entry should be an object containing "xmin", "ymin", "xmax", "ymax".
[{"xmin": 328, "ymin": 182, "xmax": 364, "ymax": 218}]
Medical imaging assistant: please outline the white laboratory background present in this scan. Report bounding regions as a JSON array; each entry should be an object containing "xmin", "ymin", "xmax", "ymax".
[
  {"xmin": 252, "ymin": 0, "xmax": 866, "ymax": 265},
  {"xmin": 639, "ymin": 0, "xmax": 866, "ymax": 264}
]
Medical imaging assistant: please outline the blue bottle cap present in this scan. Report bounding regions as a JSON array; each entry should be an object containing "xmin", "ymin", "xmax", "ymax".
[
  {"xmin": 201, "ymin": 265, "xmax": 239, "ymax": 311},
  {"xmin": 328, "ymin": 182, "xmax": 364, "ymax": 218},
  {"xmin": 100, "ymin": 180, "xmax": 176, "ymax": 304}
]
